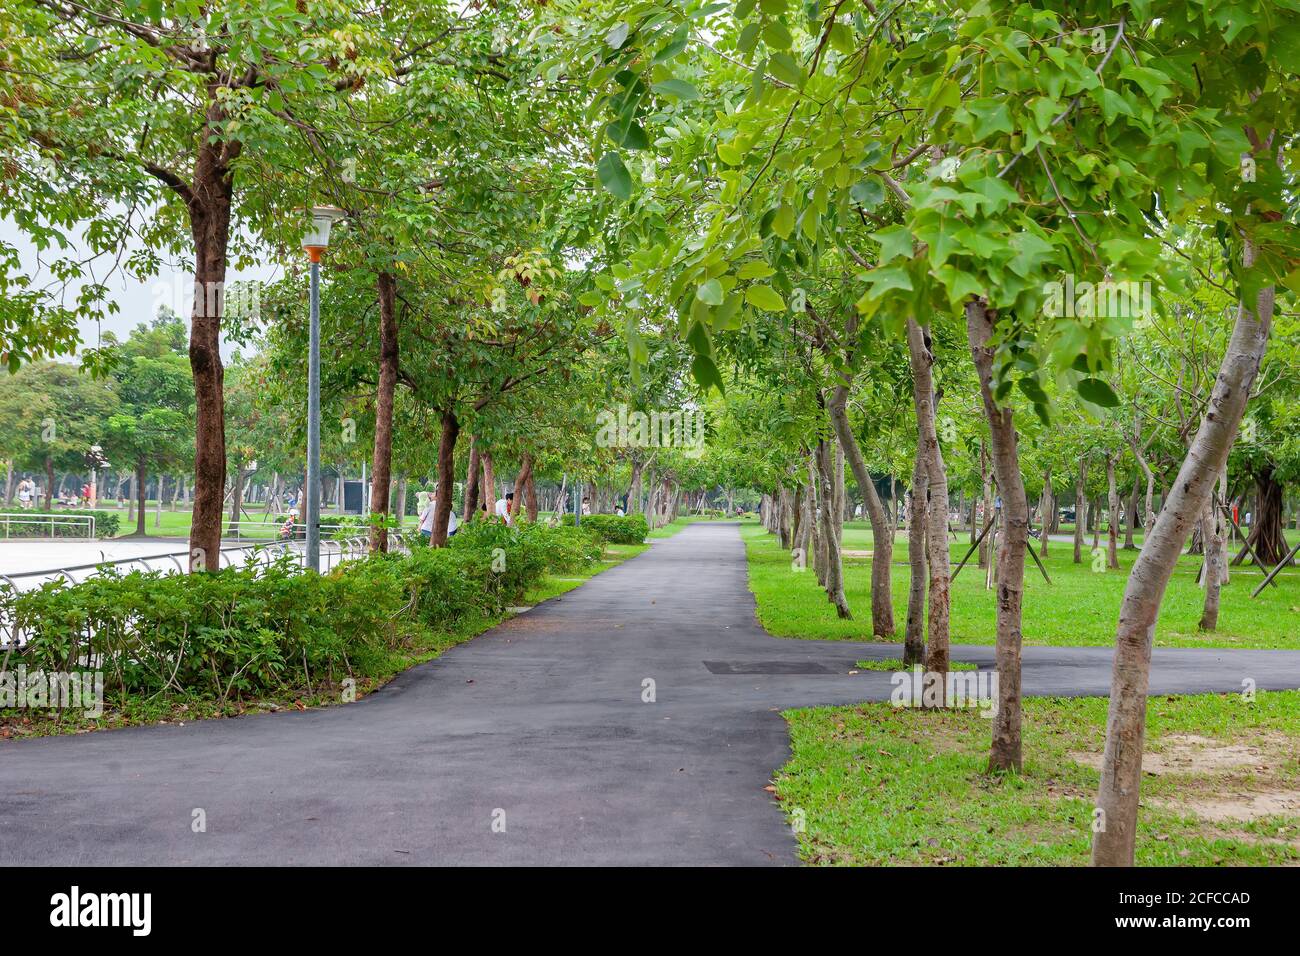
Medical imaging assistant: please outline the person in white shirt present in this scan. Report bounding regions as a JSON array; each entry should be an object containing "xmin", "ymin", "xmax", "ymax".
[
  {"xmin": 495, "ymin": 492, "xmax": 514, "ymax": 524},
  {"xmin": 419, "ymin": 495, "xmax": 459, "ymax": 542},
  {"xmin": 17, "ymin": 478, "xmax": 33, "ymax": 509}
]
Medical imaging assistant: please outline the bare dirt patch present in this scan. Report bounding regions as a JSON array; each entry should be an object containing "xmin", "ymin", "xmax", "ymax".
[
  {"xmin": 1070, "ymin": 732, "xmax": 1300, "ymax": 827},
  {"xmin": 1152, "ymin": 790, "xmax": 1300, "ymax": 823},
  {"xmin": 1070, "ymin": 733, "xmax": 1287, "ymax": 776}
]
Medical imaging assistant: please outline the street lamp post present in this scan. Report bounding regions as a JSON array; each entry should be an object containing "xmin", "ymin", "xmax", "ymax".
[{"xmin": 302, "ymin": 206, "xmax": 345, "ymax": 572}]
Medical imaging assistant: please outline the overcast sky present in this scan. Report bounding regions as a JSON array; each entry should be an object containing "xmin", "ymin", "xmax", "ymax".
[{"xmin": 2, "ymin": 214, "xmax": 282, "ymax": 362}]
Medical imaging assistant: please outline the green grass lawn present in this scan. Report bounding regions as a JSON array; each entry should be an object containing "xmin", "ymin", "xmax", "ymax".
[
  {"xmin": 776, "ymin": 691, "xmax": 1300, "ymax": 866},
  {"xmin": 108, "ymin": 505, "xmax": 375, "ymax": 540},
  {"xmin": 743, "ymin": 523, "xmax": 1300, "ymax": 649}
]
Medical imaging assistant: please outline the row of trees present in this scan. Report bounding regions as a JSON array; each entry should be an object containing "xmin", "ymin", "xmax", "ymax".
[
  {"xmin": 552, "ymin": 0, "xmax": 1297, "ymax": 867},
  {"xmin": 2, "ymin": 1, "xmax": 1296, "ymax": 869}
]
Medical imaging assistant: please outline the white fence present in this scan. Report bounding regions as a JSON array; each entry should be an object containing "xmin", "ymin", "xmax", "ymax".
[{"xmin": 0, "ymin": 514, "xmax": 95, "ymax": 541}]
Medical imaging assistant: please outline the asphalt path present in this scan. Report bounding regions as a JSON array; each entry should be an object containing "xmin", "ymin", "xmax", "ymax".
[{"xmin": 4, "ymin": 522, "xmax": 1298, "ymax": 865}]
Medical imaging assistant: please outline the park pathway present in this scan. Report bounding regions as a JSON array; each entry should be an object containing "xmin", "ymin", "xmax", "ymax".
[{"xmin": 4, "ymin": 522, "xmax": 1300, "ymax": 865}]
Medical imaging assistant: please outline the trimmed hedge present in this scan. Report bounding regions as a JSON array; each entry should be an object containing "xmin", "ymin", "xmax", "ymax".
[
  {"xmin": 559, "ymin": 513, "xmax": 648, "ymax": 544},
  {"xmin": 0, "ymin": 509, "xmax": 120, "ymax": 539},
  {"xmin": 0, "ymin": 522, "xmax": 602, "ymax": 701}
]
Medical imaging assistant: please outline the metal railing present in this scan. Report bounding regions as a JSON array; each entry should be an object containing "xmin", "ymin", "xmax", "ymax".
[
  {"xmin": 0, "ymin": 514, "xmax": 95, "ymax": 541},
  {"xmin": 221, "ymin": 517, "xmax": 377, "ymax": 541}
]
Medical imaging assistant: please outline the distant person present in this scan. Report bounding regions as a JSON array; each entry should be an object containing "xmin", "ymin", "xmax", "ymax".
[
  {"xmin": 581, "ymin": 496, "xmax": 592, "ymax": 515},
  {"xmin": 17, "ymin": 477, "xmax": 33, "ymax": 509},
  {"xmin": 495, "ymin": 491, "xmax": 514, "ymax": 524},
  {"xmin": 419, "ymin": 495, "xmax": 459, "ymax": 541},
  {"xmin": 419, "ymin": 499, "xmax": 435, "ymax": 541},
  {"xmin": 279, "ymin": 510, "xmax": 297, "ymax": 541},
  {"xmin": 615, "ymin": 504, "xmax": 625, "ymax": 516}
]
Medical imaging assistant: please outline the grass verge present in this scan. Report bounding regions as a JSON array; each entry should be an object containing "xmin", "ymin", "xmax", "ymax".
[
  {"xmin": 776, "ymin": 691, "xmax": 1300, "ymax": 866},
  {"xmin": 742, "ymin": 523, "xmax": 1300, "ymax": 649}
]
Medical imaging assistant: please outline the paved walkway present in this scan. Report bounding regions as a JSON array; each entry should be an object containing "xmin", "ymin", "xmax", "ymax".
[{"xmin": 4, "ymin": 522, "xmax": 1299, "ymax": 865}]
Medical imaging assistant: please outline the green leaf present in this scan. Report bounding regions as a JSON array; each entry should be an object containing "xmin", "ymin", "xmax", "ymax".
[
  {"xmin": 691, "ymin": 353, "xmax": 726, "ymax": 394},
  {"xmin": 1077, "ymin": 377, "xmax": 1120, "ymax": 408},
  {"xmin": 736, "ymin": 261, "xmax": 775, "ymax": 280},
  {"xmin": 850, "ymin": 179, "xmax": 884, "ymax": 210},
  {"xmin": 717, "ymin": 141, "xmax": 743, "ymax": 166},
  {"xmin": 596, "ymin": 152, "xmax": 633, "ymax": 200},
  {"xmin": 606, "ymin": 22, "xmax": 631, "ymax": 49},
  {"xmin": 769, "ymin": 52, "xmax": 802, "ymax": 86},
  {"xmin": 771, "ymin": 203, "xmax": 795, "ymax": 239},
  {"xmin": 961, "ymin": 99, "xmax": 1015, "ymax": 141},
  {"xmin": 653, "ymin": 25, "xmax": 690, "ymax": 63},
  {"xmin": 1018, "ymin": 376, "xmax": 1049, "ymax": 404},
  {"xmin": 696, "ymin": 278, "xmax": 724, "ymax": 305},
  {"xmin": 652, "ymin": 79, "xmax": 700, "ymax": 101},
  {"xmin": 871, "ymin": 225, "xmax": 913, "ymax": 264},
  {"xmin": 763, "ymin": 20, "xmax": 793, "ymax": 49},
  {"xmin": 745, "ymin": 285, "xmax": 786, "ymax": 311},
  {"xmin": 606, "ymin": 121, "xmax": 650, "ymax": 150}
]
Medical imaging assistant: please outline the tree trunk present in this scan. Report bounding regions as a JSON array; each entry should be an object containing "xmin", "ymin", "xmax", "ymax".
[
  {"xmin": 626, "ymin": 454, "xmax": 645, "ymax": 514},
  {"xmin": 904, "ymin": 455, "xmax": 928, "ymax": 666},
  {"xmin": 967, "ymin": 301, "xmax": 1029, "ymax": 770},
  {"xmin": 907, "ymin": 318, "xmax": 952, "ymax": 676},
  {"xmin": 1124, "ymin": 473, "xmax": 1140, "ymax": 549},
  {"xmin": 227, "ymin": 467, "xmax": 246, "ymax": 537},
  {"xmin": 44, "ymin": 455, "xmax": 54, "ymax": 511},
  {"xmin": 463, "ymin": 436, "xmax": 481, "ymax": 523},
  {"xmin": 643, "ymin": 467, "xmax": 656, "ymax": 528},
  {"xmin": 1106, "ymin": 455, "xmax": 1120, "ymax": 569},
  {"xmin": 828, "ymin": 385, "xmax": 895, "ymax": 638},
  {"xmin": 431, "ymin": 409, "xmax": 460, "ymax": 547},
  {"xmin": 808, "ymin": 452, "xmax": 827, "ymax": 587},
  {"xmin": 775, "ymin": 482, "xmax": 791, "ymax": 548},
  {"xmin": 187, "ymin": 183, "xmax": 231, "ymax": 573},
  {"xmin": 1093, "ymin": 242, "xmax": 1273, "ymax": 867},
  {"xmin": 481, "ymin": 450, "xmax": 496, "ymax": 515},
  {"xmin": 136, "ymin": 458, "xmax": 148, "ymax": 536},
  {"xmin": 1041, "ymin": 469, "xmax": 1052, "ymax": 558},
  {"xmin": 814, "ymin": 440, "xmax": 851, "ymax": 617},
  {"xmin": 395, "ymin": 477, "xmax": 407, "ymax": 528},
  {"xmin": 979, "ymin": 442, "xmax": 993, "ymax": 568},
  {"xmin": 510, "ymin": 453, "xmax": 534, "ymax": 523},
  {"xmin": 525, "ymin": 467, "xmax": 538, "ymax": 522},
  {"xmin": 154, "ymin": 476, "xmax": 165, "ymax": 527},
  {"xmin": 1198, "ymin": 494, "xmax": 1224, "ymax": 631},
  {"xmin": 368, "ymin": 270, "xmax": 399, "ymax": 553},
  {"xmin": 1237, "ymin": 464, "xmax": 1287, "ymax": 564},
  {"xmin": 1074, "ymin": 458, "xmax": 1087, "ymax": 564}
]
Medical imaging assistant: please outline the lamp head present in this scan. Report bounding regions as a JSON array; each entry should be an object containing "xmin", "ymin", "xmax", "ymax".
[{"xmin": 302, "ymin": 205, "xmax": 346, "ymax": 261}]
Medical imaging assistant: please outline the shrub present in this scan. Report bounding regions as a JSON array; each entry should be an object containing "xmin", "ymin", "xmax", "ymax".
[
  {"xmin": 0, "ymin": 509, "xmax": 119, "ymax": 538},
  {"xmin": 1, "ymin": 521, "xmax": 602, "ymax": 703},
  {"xmin": 558, "ymin": 513, "xmax": 648, "ymax": 544}
]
